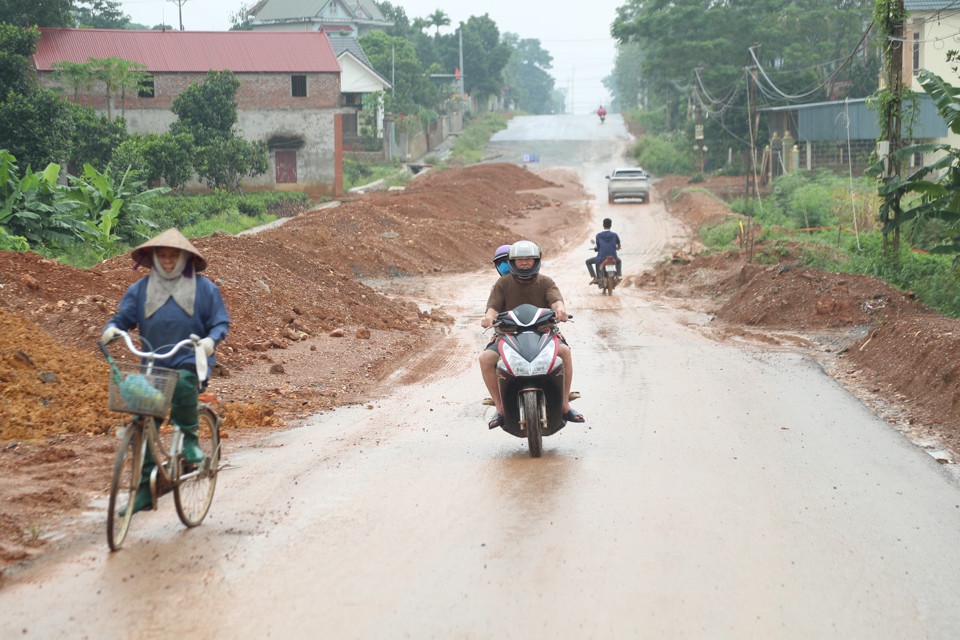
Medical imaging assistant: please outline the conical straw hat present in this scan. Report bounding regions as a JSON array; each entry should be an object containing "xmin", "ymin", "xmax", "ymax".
[{"xmin": 131, "ymin": 228, "xmax": 207, "ymax": 272}]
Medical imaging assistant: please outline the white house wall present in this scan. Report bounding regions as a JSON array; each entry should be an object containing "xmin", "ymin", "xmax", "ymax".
[
  {"xmin": 340, "ymin": 55, "xmax": 385, "ymax": 93},
  {"xmin": 910, "ymin": 11, "xmax": 960, "ymax": 165}
]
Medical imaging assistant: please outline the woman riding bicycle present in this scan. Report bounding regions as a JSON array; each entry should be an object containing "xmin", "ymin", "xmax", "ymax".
[{"xmin": 100, "ymin": 228, "xmax": 230, "ymax": 514}]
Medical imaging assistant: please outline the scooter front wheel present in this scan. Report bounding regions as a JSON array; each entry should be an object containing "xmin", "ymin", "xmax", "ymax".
[{"xmin": 520, "ymin": 392, "xmax": 543, "ymax": 458}]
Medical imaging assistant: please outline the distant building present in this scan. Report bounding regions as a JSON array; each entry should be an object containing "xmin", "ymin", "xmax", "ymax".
[
  {"xmin": 246, "ymin": 0, "xmax": 391, "ymax": 37},
  {"xmin": 903, "ymin": 1, "xmax": 960, "ymax": 169},
  {"xmin": 33, "ymin": 28, "xmax": 344, "ymax": 194},
  {"xmin": 327, "ymin": 33, "xmax": 390, "ymax": 139}
]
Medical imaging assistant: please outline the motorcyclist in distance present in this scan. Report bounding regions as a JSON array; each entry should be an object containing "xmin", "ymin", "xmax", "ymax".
[
  {"xmin": 480, "ymin": 240, "xmax": 585, "ymax": 428},
  {"xmin": 587, "ymin": 217, "xmax": 622, "ymax": 284},
  {"xmin": 597, "ymin": 104, "xmax": 607, "ymax": 123}
]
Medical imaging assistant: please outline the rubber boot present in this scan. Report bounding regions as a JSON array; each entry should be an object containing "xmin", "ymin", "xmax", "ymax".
[{"xmin": 180, "ymin": 423, "xmax": 205, "ymax": 465}]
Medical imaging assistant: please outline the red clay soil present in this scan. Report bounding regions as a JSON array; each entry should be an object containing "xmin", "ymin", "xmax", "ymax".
[{"xmin": 2, "ymin": 166, "xmax": 959, "ymax": 575}]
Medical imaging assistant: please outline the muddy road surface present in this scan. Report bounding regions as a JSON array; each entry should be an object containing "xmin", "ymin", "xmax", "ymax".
[{"xmin": 3, "ymin": 114, "xmax": 960, "ymax": 639}]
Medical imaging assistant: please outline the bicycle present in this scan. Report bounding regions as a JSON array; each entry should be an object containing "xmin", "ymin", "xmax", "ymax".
[{"xmin": 99, "ymin": 330, "xmax": 222, "ymax": 551}]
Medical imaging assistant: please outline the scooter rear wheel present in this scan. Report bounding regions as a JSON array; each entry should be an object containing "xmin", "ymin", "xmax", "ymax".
[{"xmin": 521, "ymin": 392, "xmax": 543, "ymax": 458}]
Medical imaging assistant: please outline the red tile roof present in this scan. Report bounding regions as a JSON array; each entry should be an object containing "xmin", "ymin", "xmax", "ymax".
[{"xmin": 34, "ymin": 28, "xmax": 340, "ymax": 73}]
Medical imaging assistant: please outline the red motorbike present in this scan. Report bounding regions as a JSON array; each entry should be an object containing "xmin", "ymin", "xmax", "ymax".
[
  {"xmin": 484, "ymin": 304, "xmax": 580, "ymax": 458},
  {"xmin": 595, "ymin": 256, "xmax": 620, "ymax": 295}
]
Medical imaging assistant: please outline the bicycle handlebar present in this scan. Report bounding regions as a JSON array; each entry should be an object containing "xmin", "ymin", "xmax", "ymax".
[
  {"xmin": 100, "ymin": 329, "xmax": 209, "ymax": 382},
  {"xmin": 104, "ymin": 330, "xmax": 200, "ymax": 361}
]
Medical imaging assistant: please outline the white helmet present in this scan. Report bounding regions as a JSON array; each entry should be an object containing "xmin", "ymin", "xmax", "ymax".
[{"xmin": 507, "ymin": 240, "xmax": 542, "ymax": 280}]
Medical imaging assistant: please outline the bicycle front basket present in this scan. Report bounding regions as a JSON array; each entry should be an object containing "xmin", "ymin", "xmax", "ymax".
[{"xmin": 108, "ymin": 362, "xmax": 179, "ymax": 417}]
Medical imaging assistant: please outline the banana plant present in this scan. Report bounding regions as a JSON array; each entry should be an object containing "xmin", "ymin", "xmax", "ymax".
[
  {"xmin": 867, "ymin": 70, "xmax": 960, "ymax": 261},
  {"xmin": 65, "ymin": 163, "xmax": 168, "ymax": 255},
  {"xmin": 0, "ymin": 151, "xmax": 82, "ymax": 247}
]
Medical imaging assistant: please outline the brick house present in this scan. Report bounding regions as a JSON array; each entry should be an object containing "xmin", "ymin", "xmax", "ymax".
[{"xmin": 33, "ymin": 28, "xmax": 345, "ymax": 194}]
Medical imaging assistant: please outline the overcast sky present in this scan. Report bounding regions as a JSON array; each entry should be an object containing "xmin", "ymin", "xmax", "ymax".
[{"xmin": 114, "ymin": 0, "xmax": 624, "ymax": 114}]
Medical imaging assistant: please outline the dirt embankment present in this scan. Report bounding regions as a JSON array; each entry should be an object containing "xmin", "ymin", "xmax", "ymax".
[
  {"xmin": 0, "ymin": 163, "xmax": 587, "ymax": 571},
  {"xmin": 2, "ymin": 165, "xmax": 959, "ymax": 575}
]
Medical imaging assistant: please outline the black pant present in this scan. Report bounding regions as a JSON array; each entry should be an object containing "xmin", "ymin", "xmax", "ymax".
[{"xmin": 587, "ymin": 256, "xmax": 621, "ymax": 277}]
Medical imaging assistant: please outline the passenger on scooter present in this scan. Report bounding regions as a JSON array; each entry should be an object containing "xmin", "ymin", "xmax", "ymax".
[
  {"xmin": 493, "ymin": 243, "xmax": 512, "ymax": 277},
  {"xmin": 587, "ymin": 218, "xmax": 622, "ymax": 284},
  {"xmin": 479, "ymin": 240, "xmax": 585, "ymax": 429}
]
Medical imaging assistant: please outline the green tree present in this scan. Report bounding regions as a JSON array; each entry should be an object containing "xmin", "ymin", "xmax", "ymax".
[
  {"xmin": 375, "ymin": 2, "xmax": 414, "ymax": 37},
  {"xmin": 193, "ymin": 135, "xmax": 268, "ymax": 191},
  {"xmin": 170, "ymin": 70, "xmax": 241, "ymax": 144},
  {"xmin": 426, "ymin": 9, "xmax": 449, "ymax": 37},
  {"xmin": 0, "ymin": 0, "xmax": 73, "ymax": 27},
  {"xmin": 607, "ymin": 41, "xmax": 644, "ymax": 111},
  {"xmin": 112, "ymin": 131, "xmax": 195, "ymax": 190},
  {"xmin": 51, "ymin": 60, "xmax": 97, "ymax": 99},
  {"xmin": 66, "ymin": 103, "xmax": 127, "ymax": 172},
  {"xmin": 359, "ymin": 30, "xmax": 437, "ymax": 114},
  {"xmin": 87, "ymin": 57, "xmax": 148, "ymax": 119},
  {"xmin": 452, "ymin": 15, "xmax": 511, "ymax": 109},
  {"xmin": 229, "ymin": 3, "xmax": 254, "ymax": 30},
  {"xmin": 0, "ymin": 24, "xmax": 75, "ymax": 171},
  {"xmin": 611, "ymin": 0, "xmax": 874, "ymax": 123},
  {"xmin": 0, "ymin": 89, "xmax": 74, "ymax": 170},
  {"xmin": 72, "ymin": 0, "xmax": 131, "ymax": 29},
  {"xmin": 502, "ymin": 34, "xmax": 558, "ymax": 114},
  {"xmin": 169, "ymin": 70, "xmax": 266, "ymax": 191},
  {"xmin": 0, "ymin": 24, "xmax": 40, "ymax": 100}
]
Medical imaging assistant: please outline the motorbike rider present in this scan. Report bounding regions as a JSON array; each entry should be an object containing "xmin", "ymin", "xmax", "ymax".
[
  {"xmin": 480, "ymin": 240, "xmax": 585, "ymax": 428},
  {"xmin": 493, "ymin": 243, "xmax": 512, "ymax": 277},
  {"xmin": 587, "ymin": 217, "xmax": 622, "ymax": 284},
  {"xmin": 597, "ymin": 104, "xmax": 607, "ymax": 122}
]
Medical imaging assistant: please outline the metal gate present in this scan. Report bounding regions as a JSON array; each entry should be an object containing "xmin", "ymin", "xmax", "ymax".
[{"xmin": 275, "ymin": 150, "xmax": 297, "ymax": 184}]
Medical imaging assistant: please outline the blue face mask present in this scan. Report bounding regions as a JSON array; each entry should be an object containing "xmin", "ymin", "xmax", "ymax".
[{"xmin": 496, "ymin": 261, "xmax": 511, "ymax": 276}]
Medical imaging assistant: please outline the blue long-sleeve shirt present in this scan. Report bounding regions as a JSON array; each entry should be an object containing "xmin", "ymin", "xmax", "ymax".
[
  {"xmin": 595, "ymin": 230, "xmax": 621, "ymax": 263},
  {"xmin": 107, "ymin": 275, "xmax": 230, "ymax": 370}
]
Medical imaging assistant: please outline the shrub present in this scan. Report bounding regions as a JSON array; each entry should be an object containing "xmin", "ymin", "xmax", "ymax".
[{"xmin": 631, "ymin": 131, "xmax": 693, "ymax": 176}]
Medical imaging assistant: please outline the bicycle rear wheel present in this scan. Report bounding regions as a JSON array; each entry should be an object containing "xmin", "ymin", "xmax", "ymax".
[
  {"xmin": 173, "ymin": 405, "xmax": 221, "ymax": 527},
  {"xmin": 107, "ymin": 423, "xmax": 142, "ymax": 551}
]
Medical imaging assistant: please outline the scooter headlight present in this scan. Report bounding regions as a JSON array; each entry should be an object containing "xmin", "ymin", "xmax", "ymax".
[{"xmin": 500, "ymin": 341, "xmax": 558, "ymax": 376}]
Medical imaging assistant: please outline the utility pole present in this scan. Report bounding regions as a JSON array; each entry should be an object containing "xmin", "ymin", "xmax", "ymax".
[
  {"xmin": 694, "ymin": 67, "xmax": 705, "ymax": 174},
  {"xmin": 459, "ymin": 28, "xmax": 465, "ymax": 104},
  {"xmin": 168, "ymin": 0, "xmax": 187, "ymax": 30},
  {"xmin": 747, "ymin": 45, "xmax": 760, "ymax": 199},
  {"xmin": 879, "ymin": 0, "xmax": 905, "ymax": 254}
]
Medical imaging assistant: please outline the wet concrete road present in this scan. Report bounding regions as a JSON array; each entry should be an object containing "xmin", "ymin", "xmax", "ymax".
[{"xmin": 3, "ymin": 114, "xmax": 960, "ymax": 639}]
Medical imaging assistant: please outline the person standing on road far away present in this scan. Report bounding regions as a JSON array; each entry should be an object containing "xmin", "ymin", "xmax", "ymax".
[
  {"xmin": 100, "ymin": 228, "xmax": 230, "ymax": 515},
  {"xmin": 587, "ymin": 217, "xmax": 622, "ymax": 284},
  {"xmin": 480, "ymin": 240, "xmax": 585, "ymax": 429}
]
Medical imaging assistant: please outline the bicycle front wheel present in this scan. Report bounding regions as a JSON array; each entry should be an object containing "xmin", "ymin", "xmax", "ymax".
[
  {"xmin": 107, "ymin": 423, "xmax": 142, "ymax": 551},
  {"xmin": 173, "ymin": 405, "xmax": 221, "ymax": 527}
]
